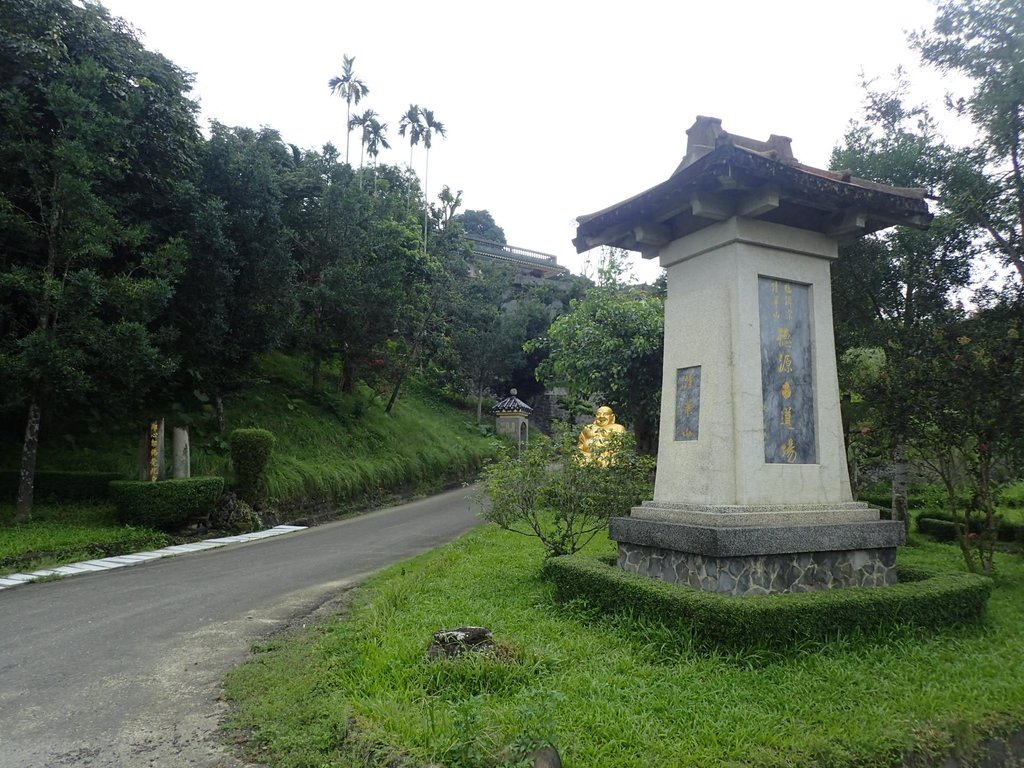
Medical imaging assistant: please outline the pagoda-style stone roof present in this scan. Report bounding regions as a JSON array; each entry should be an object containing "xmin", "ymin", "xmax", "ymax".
[
  {"xmin": 491, "ymin": 391, "xmax": 533, "ymax": 414},
  {"xmin": 574, "ymin": 116, "xmax": 933, "ymax": 256}
]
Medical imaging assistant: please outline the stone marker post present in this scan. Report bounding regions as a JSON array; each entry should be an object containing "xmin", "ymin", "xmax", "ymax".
[{"xmin": 573, "ymin": 117, "xmax": 933, "ymax": 595}]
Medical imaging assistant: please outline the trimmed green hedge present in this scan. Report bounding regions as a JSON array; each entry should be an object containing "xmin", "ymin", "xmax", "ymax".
[
  {"xmin": 541, "ymin": 555, "xmax": 992, "ymax": 651},
  {"xmin": 916, "ymin": 511, "xmax": 1024, "ymax": 543},
  {"xmin": 230, "ymin": 428, "xmax": 275, "ymax": 504},
  {"xmin": 917, "ymin": 516, "xmax": 959, "ymax": 542},
  {"xmin": 109, "ymin": 477, "xmax": 224, "ymax": 531},
  {"xmin": 1, "ymin": 471, "xmax": 123, "ymax": 502}
]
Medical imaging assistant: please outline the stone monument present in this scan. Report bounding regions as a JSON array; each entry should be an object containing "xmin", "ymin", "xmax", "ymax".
[{"xmin": 573, "ymin": 116, "xmax": 932, "ymax": 595}]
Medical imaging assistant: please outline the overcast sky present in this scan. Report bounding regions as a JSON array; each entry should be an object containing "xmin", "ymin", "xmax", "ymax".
[{"xmin": 100, "ymin": 0, "xmax": 972, "ymax": 283}]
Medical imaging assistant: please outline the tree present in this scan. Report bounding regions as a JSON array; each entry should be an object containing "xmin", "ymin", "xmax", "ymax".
[
  {"xmin": 364, "ymin": 117, "xmax": 391, "ymax": 192},
  {"xmin": 829, "ymin": 76, "xmax": 974, "ymax": 529},
  {"xmin": 0, "ymin": 0, "xmax": 201, "ymax": 519},
  {"xmin": 397, "ymin": 104, "xmax": 423, "ymax": 169},
  {"xmin": 419, "ymin": 108, "xmax": 446, "ymax": 254},
  {"xmin": 327, "ymin": 54, "xmax": 369, "ymax": 166},
  {"xmin": 450, "ymin": 260, "xmax": 548, "ymax": 422},
  {"xmin": 454, "ymin": 209, "xmax": 506, "ymax": 244},
  {"xmin": 531, "ymin": 250, "xmax": 664, "ymax": 453},
  {"xmin": 908, "ymin": 302, "xmax": 1024, "ymax": 574},
  {"xmin": 168, "ymin": 122, "xmax": 297, "ymax": 418},
  {"xmin": 347, "ymin": 108, "xmax": 378, "ymax": 170},
  {"xmin": 383, "ymin": 185, "xmax": 469, "ymax": 414},
  {"xmin": 910, "ymin": 0, "xmax": 1024, "ymax": 285}
]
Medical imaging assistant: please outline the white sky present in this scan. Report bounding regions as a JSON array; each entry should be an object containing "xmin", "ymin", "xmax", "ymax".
[{"xmin": 100, "ymin": 0, "xmax": 974, "ymax": 283}]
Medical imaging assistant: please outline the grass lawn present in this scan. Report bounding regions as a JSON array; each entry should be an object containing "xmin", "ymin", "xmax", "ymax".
[
  {"xmin": 0, "ymin": 501, "xmax": 168, "ymax": 575},
  {"xmin": 224, "ymin": 527, "xmax": 1024, "ymax": 768}
]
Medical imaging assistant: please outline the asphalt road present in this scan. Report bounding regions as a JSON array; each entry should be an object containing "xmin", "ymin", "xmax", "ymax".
[{"xmin": 0, "ymin": 484, "xmax": 484, "ymax": 767}]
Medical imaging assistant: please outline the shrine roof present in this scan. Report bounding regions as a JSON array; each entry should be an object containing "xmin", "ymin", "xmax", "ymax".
[
  {"xmin": 574, "ymin": 116, "xmax": 933, "ymax": 256},
  {"xmin": 492, "ymin": 392, "xmax": 533, "ymax": 414}
]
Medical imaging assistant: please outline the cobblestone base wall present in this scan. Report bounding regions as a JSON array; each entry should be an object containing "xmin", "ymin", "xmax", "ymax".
[{"xmin": 618, "ymin": 543, "xmax": 898, "ymax": 595}]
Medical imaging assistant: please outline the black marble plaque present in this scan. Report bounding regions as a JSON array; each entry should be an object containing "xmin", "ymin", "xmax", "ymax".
[
  {"xmin": 675, "ymin": 366, "xmax": 701, "ymax": 441},
  {"xmin": 759, "ymin": 277, "xmax": 816, "ymax": 463}
]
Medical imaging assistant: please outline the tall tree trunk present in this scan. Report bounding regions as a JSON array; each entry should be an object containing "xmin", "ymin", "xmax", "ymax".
[
  {"xmin": 311, "ymin": 351, "xmax": 322, "ymax": 391},
  {"xmin": 215, "ymin": 395, "xmax": 226, "ymax": 434},
  {"xmin": 385, "ymin": 366, "xmax": 408, "ymax": 415},
  {"xmin": 341, "ymin": 358, "xmax": 356, "ymax": 394},
  {"xmin": 892, "ymin": 436, "xmax": 909, "ymax": 534},
  {"xmin": 14, "ymin": 395, "xmax": 42, "ymax": 522},
  {"xmin": 345, "ymin": 102, "xmax": 352, "ymax": 164},
  {"xmin": 422, "ymin": 149, "xmax": 430, "ymax": 256},
  {"xmin": 385, "ymin": 296, "xmax": 439, "ymax": 415}
]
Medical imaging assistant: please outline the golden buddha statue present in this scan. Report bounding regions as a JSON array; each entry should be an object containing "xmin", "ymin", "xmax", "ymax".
[{"xmin": 577, "ymin": 406, "xmax": 626, "ymax": 464}]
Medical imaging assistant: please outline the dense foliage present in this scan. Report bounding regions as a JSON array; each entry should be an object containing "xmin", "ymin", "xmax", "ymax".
[
  {"xmin": 0, "ymin": 0, "xmax": 577, "ymax": 521},
  {"xmin": 530, "ymin": 251, "xmax": 664, "ymax": 453}
]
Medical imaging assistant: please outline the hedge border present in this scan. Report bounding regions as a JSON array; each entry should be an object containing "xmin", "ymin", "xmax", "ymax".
[
  {"xmin": 541, "ymin": 555, "xmax": 992, "ymax": 651},
  {"xmin": 109, "ymin": 476, "xmax": 224, "ymax": 531},
  {"xmin": 916, "ymin": 512, "xmax": 1024, "ymax": 543},
  {"xmin": 1, "ymin": 471, "xmax": 123, "ymax": 502}
]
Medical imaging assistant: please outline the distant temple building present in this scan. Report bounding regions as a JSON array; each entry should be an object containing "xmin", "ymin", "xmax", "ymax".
[{"xmin": 465, "ymin": 234, "xmax": 569, "ymax": 283}]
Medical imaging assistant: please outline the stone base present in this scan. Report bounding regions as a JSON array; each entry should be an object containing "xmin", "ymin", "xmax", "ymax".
[
  {"xmin": 610, "ymin": 505, "xmax": 905, "ymax": 596},
  {"xmin": 617, "ymin": 542, "xmax": 898, "ymax": 596}
]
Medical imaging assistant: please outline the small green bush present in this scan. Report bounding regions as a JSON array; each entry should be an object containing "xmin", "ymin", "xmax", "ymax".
[
  {"xmin": 1, "ymin": 471, "xmax": 123, "ymax": 502},
  {"xmin": 916, "ymin": 516, "xmax": 959, "ymax": 542},
  {"xmin": 541, "ymin": 555, "xmax": 992, "ymax": 651},
  {"xmin": 481, "ymin": 425, "xmax": 656, "ymax": 557},
  {"xmin": 109, "ymin": 477, "xmax": 224, "ymax": 531},
  {"xmin": 917, "ymin": 510, "xmax": 1024, "ymax": 543},
  {"xmin": 230, "ymin": 428, "xmax": 276, "ymax": 505},
  {"xmin": 1001, "ymin": 481, "xmax": 1024, "ymax": 508}
]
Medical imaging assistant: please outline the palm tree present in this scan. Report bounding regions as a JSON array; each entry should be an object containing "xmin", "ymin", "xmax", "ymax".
[
  {"xmin": 348, "ymin": 108, "xmax": 378, "ymax": 169},
  {"xmin": 419, "ymin": 108, "xmax": 446, "ymax": 253},
  {"xmin": 328, "ymin": 54, "xmax": 369, "ymax": 165},
  {"xmin": 365, "ymin": 118, "xmax": 391, "ymax": 194},
  {"xmin": 365, "ymin": 118, "xmax": 391, "ymax": 164},
  {"xmin": 397, "ymin": 104, "xmax": 423, "ymax": 168}
]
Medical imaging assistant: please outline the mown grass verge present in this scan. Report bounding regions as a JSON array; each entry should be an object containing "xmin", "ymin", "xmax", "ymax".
[
  {"xmin": 224, "ymin": 528, "xmax": 1024, "ymax": 768},
  {"xmin": 0, "ymin": 502, "xmax": 168, "ymax": 574}
]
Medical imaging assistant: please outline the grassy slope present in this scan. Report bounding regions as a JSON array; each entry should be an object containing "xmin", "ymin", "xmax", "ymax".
[
  {"xmin": 224, "ymin": 529, "xmax": 1024, "ymax": 768},
  {"xmin": 186, "ymin": 353, "xmax": 500, "ymax": 506},
  {"xmin": 1, "ymin": 352, "xmax": 499, "ymax": 574}
]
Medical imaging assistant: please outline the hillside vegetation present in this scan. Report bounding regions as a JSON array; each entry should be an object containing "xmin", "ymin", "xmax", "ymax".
[{"xmin": 2, "ymin": 352, "xmax": 499, "ymax": 507}]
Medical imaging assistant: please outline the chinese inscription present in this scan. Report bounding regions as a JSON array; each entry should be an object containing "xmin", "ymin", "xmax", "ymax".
[
  {"xmin": 675, "ymin": 366, "xmax": 701, "ymax": 441},
  {"xmin": 759, "ymin": 278, "xmax": 816, "ymax": 463}
]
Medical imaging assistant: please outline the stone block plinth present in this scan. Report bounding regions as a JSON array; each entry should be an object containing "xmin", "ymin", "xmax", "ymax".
[{"xmin": 610, "ymin": 508, "xmax": 904, "ymax": 596}]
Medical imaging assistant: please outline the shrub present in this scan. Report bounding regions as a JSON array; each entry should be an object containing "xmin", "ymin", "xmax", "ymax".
[
  {"xmin": 109, "ymin": 477, "xmax": 224, "ymax": 531},
  {"xmin": 481, "ymin": 425, "xmax": 656, "ymax": 557},
  {"xmin": 0, "ymin": 471, "xmax": 123, "ymax": 502},
  {"xmin": 916, "ymin": 516, "xmax": 959, "ymax": 542},
  {"xmin": 916, "ymin": 510, "xmax": 1024, "ymax": 543},
  {"xmin": 230, "ymin": 428, "xmax": 276, "ymax": 505},
  {"xmin": 541, "ymin": 555, "xmax": 992, "ymax": 652},
  {"xmin": 1001, "ymin": 481, "xmax": 1024, "ymax": 508}
]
